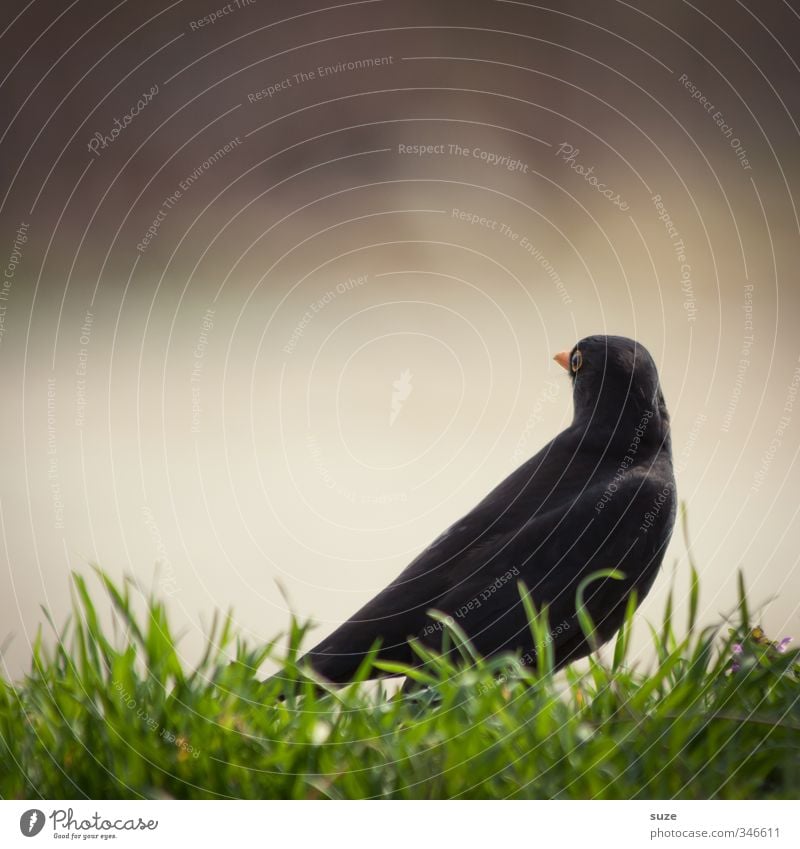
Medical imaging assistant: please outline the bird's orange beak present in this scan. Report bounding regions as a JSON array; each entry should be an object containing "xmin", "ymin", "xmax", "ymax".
[{"xmin": 553, "ymin": 350, "xmax": 571, "ymax": 370}]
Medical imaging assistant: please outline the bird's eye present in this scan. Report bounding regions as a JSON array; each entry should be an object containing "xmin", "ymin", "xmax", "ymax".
[{"xmin": 571, "ymin": 350, "xmax": 583, "ymax": 372}]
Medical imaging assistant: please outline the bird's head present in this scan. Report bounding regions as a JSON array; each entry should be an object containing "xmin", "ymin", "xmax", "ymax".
[{"xmin": 554, "ymin": 335, "xmax": 670, "ymax": 439}]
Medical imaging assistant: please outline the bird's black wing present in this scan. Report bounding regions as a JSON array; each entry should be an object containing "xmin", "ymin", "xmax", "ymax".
[
  {"xmin": 424, "ymin": 467, "xmax": 676, "ymax": 668},
  {"xmin": 301, "ymin": 449, "xmax": 673, "ymax": 681},
  {"xmin": 300, "ymin": 430, "xmax": 582, "ymax": 682},
  {"xmin": 300, "ymin": 524, "xmax": 518, "ymax": 682}
]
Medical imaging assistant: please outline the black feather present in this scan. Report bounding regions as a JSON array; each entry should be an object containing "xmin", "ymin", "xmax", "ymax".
[{"xmin": 299, "ymin": 335, "xmax": 676, "ymax": 683}]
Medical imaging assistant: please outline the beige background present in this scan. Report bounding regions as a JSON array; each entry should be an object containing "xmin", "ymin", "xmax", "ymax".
[{"xmin": 1, "ymin": 0, "xmax": 798, "ymax": 677}]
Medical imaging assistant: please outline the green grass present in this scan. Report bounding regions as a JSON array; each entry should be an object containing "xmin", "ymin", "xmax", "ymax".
[{"xmin": 1, "ymin": 516, "xmax": 798, "ymax": 799}]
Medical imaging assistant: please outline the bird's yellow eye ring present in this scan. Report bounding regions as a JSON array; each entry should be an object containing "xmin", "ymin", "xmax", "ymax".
[{"xmin": 571, "ymin": 350, "xmax": 583, "ymax": 372}]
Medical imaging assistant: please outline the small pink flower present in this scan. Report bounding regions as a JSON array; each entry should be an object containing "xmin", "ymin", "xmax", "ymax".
[
  {"xmin": 777, "ymin": 637, "xmax": 792, "ymax": 653},
  {"xmin": 732, "ymin": 643, "xmax": 743, "ymax": 655}
]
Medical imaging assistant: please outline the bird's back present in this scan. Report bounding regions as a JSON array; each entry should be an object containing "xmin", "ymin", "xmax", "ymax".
[{"xmin": 300, "ymin": 421, "xmax": 675, "ymax": 682}]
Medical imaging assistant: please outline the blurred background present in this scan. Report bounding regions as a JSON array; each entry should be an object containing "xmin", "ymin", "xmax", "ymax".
[{"xmin": 1, "ymin": 0, "xmax": 798, "ymax": 678}]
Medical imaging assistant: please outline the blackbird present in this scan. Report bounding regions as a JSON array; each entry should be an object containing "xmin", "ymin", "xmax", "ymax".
[{"xmin": 298, "ymin": 335, "xmax": 676, "ymax": 682}]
